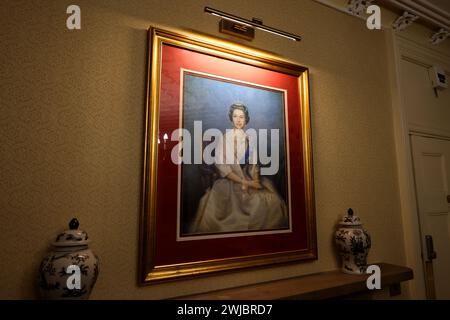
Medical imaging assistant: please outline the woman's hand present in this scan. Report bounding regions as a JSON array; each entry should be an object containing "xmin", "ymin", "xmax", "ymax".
[
  {"xmin": 241, "ymin": 179, "xmax": 249, "ymax": 192},
  {"xmin": 250, "ymin": 180, "xmax": 263, "ymax": 189},
  {"xmin": 243, "ymin": 180, "xmax": 262, "ymax": 190}
]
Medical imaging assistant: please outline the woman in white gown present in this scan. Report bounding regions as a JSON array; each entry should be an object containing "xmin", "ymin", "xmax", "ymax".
[{"xmin": 189, "ymin": 103, "xmax": 289, "ymax": 234}]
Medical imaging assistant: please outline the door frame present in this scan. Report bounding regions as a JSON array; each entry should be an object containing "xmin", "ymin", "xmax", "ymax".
[
  {"xmin": 410, "ymin": 132, "xmax": 450, "ymax": 299},
  {"xmin": 386, "ymin": 30, "xmax": 450, "ymax": 299}
]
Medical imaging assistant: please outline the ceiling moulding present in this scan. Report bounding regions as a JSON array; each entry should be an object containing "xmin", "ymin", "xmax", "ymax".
[
  {"xmin": 312, "ymin": 0, "xmax": 449, "ymax": 44},
  {"xmin": 390, "ymin": 0, "xmax": 450, "ymax": 30},
  {"xmin": 347, "ymin": 0, "xmax": 374, "ymax": 16},
  {"xmin": 392, "ymin": 11, "xmax": 419, "ymax": 31},
  {"xmin": 311, "ymin": 0, "xmax": 390, "ymax": 28},
  {"xmin": 430, "ymin": 28, "xmax": 450, "ymax": 45}
]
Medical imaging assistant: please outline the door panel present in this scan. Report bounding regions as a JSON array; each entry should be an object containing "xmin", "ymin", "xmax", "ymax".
[
  {"xmin": 411, "ymin": 135, "xmax": 450, "ymax": 299},
  {"xmin": 420, "ymin": 154, "xmax": 449, "ymax": 213}
]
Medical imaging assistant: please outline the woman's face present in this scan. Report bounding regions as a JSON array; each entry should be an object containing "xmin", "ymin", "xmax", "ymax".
[{"xmin": 232, "ymin": 109, "xmax": 246, "ymax": 129}]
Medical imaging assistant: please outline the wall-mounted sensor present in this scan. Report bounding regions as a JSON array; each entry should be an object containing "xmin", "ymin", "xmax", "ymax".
[{"xmin": 428, "ymin": 66, "xmax": 448, "ymax": 89}]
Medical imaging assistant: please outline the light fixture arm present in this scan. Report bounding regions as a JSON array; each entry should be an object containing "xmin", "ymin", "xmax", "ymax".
[{"xmin": 204, "ymin": 6, "xmax": 302, "ymax": 41}]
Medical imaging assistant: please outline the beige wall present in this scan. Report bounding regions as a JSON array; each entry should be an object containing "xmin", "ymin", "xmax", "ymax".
[{"xmin": 0, "ymin": 0, "xmax": 406, "ymax": 299}]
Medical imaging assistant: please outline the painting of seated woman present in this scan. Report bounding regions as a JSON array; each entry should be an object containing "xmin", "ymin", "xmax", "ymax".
[{"xmin": 179, "ymin": 71, "xmax": 291, "ymax": 239}]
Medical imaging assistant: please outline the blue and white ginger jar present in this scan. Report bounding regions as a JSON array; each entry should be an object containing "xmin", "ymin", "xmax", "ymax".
[
  {"xmin": 335, "ymin": 208, "xmax": 371, "ymax": 274},
  {"xmin": 38, "ymin": 218, "xmax": 99, "ymax": 299}
]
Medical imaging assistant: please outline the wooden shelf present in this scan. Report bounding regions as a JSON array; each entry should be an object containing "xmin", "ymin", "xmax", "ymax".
[{"xmin": 177, "ymin": 263, "xmax": 413, "ymax": 300}]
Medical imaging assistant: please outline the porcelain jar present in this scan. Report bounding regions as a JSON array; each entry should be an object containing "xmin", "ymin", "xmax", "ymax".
[
  {"xmin": 335, "ymin": 208, "xmax": 371, "ymax": 274},
  {"xmin": 38, "ymin": 218, "xmax": 99, "ymax": 299}
]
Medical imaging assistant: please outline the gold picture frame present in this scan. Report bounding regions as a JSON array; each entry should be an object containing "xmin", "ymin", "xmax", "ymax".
[{"xmin": 139, "ymin": 27, "xmax": 316, "ymax": 284}]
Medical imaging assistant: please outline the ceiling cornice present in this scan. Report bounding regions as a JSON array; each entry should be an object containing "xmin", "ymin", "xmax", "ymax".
[
  {"xmin": 389, "ymin": 0, "xmax": 450, "ymax": 30},
  {"xmin": 311, "ymin": 0, "xmax": 449, "ymax": 44}
]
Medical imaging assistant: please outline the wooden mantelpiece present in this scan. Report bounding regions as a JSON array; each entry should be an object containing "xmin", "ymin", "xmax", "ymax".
[{"xmin": 177, "ymin": 263, "xmax": 413, "ymax": 300}]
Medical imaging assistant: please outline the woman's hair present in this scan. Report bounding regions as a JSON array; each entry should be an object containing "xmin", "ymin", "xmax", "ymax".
[{"xmin": 228, "ymin": 103, "xmax": 250, "ymax": 124}]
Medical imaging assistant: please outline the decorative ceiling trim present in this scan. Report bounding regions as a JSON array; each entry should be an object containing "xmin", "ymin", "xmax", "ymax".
[
  {"xmin": 347, "ymin": 0, "xmax": 374, "ymax": 16},
  {"xmin": 411, "ymin": 0, "xmax": 450, "ymax": 20},
  {"xmin": 312, "ymin": 0, "xmax": 449, "ymax": 44},
  {"xmin": 392, "ymin": 11, "xmax": 419, "ymax": 31},
  {"xmin": 390, "ymin": 0, "xmax": 450, "ymax": 31},
  {"xmin": 430, "ymin": 28, "xmax": 450, "ymax": 45}
]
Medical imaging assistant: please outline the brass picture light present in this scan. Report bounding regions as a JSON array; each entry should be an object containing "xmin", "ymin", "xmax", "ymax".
[{"xmin": 204, "ymin": 6, "xmax": 302, "ymax": 42}]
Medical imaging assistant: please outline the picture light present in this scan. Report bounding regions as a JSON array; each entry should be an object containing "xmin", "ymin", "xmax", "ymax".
[{"xmin": 204, "ymin": 6, "xmax": 302, "ymax": 42}]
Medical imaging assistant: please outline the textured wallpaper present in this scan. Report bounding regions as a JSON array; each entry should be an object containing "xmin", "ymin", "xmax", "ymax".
[{"xmin": 1, "ymin": 0, "xmax": 406, "ymax": 299}]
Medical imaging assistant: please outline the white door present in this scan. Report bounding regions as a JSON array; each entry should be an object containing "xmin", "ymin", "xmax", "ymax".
[{"xmin": 411, "ymin": 134, "xmax": 450, "ymax": 299}]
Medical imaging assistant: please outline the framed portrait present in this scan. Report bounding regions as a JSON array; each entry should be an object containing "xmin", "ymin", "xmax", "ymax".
[{"xmin": 139, "ymin": 27, "xmax": 316, "ymax": 284}]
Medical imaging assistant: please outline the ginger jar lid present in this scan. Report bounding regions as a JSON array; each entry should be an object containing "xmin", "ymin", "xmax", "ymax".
[
  {"xmin": 338, "ymin": 208, "xmax": 362, "ymax": 226},
  {"xmin": 52, "ymin": 218, "xmax": 91, "ymax": 247}
]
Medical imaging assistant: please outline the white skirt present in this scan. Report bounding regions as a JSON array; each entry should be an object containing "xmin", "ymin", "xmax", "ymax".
[{"xmin": 190, "ymin": 177, "xmax": 289, "ymax": 234}]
